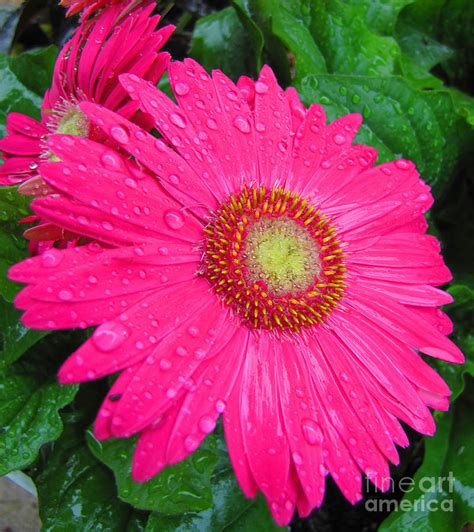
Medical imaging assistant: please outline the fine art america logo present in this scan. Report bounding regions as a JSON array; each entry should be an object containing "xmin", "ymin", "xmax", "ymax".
[{"xmin": 365, "ymin": 473, "xmax": 455, "ymax": 513}]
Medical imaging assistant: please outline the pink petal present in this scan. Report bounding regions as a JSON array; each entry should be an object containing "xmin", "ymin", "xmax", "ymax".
[
  {"xmin": 121, "ymin": 70, "xmax": 234, "ymax": 199},
  {"xmin": 302, "ymin": 144, "xmax": 378, "ymax": 202},
  {"xmin": 57, "ymin": 278, "xmax": 211, "ymax": 384},
  {"xmin": 322, "ymin": 113, "xmax": 362, "ymax": 160},
  {"xmin": 276, "ymin": 342, "xmax": 325, "ymax": 508},
  {"xmin": 286, "ymin": 103, "xmax": 326, "ymax": 191},
  {"xmin": 6, "ymin": 113, "xmax": 46, "ymax": 137},
  {"xmin": 167, "ymin": 59, "xmax": 258, "ymax": 194},
  {"xmin": 238, "ymin": 333, "xmax": 290, "ymax": 501},
  {"xmin": 354, "ymin": 278, "xmax": 453, "ymax": 307},
  {"xmin": 40, "ymin": 141, "xmax": 203, "ymax": 244},
  {"xmin": 0, "ymin": 134, "xmax": 41, "ymax": 156},
  {"xmin": 132, "ymin": 326, "xmax": 248, "ymax": 480},
  {"xmin": 285, "ymin": 86, "xmax": 307, "ymax": 132},
  {"xmin": 80, "ymin": 102, "xmax": 216, "ymax": 213},
  {"xmin": 164, "ymin": 326, "xmax": 247, "ymax": 464},
  {"xmin": 253, "ymin": 65, "xmax": 293, "ymax": 187},
  {"xmin": 108, "ymin": 300, "xmax": 239, "ymax": 437},
  {"xmin": 23, "ymin": 290, "xmax": 155, "ymax": 329},
  {"xmin": 346, "ymin": 284, "xmax": 463, "ymax": 363},
  {"xmin": 302, "ymin": 336, "xmax": 391, "ymax": 491},
  {"xmin": 94, "ymin": 364, "xmax": 140, "ymax": 440}
]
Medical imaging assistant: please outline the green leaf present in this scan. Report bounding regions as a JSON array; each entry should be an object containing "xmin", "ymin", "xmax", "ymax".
[
  {"xmin": 309, "ymin": 1, "xmax": 403, "ymax": 77},
  {"xmin": 0, "ymin": 186, "xmax": 32, "ymax": 301},
  {"xmin": 380, "ymin": 380, "xmax": 474, "ymax": 531},
  {"xmin": 0, "ymin": 4, "xmax": 22, "ymax": 55},
  {"xmin": 298, "ymin": 74, "xmax": 467, "ymax": 196},
  {"xmin": 146, "ymin": 444, "xmax": 283, "ymax": 531},
  {"xmin": 0, "ymin": 365, "xmax": 78, "ymax": 476},
  {"xmin": 36, "ymin": 425, "xmax": 134, "ymax": 531},
  {"xmin": 9, "ymin": 45, "xmax": 58, "ymax": 97},
  {"xmin": 87, "ymin": 430, "xmax": 219, "ymax": 514},
  {"xmin": 264, "ymin": 0, "xmax": 327, "ymax": 84},
  {"xmin": 190, "ymin": 7, "xmax": 257, "ymax": 80},
  {"xmin": 0, "ymin": 54, "xmax": 41, "ymax": 135},
  {"xmin": 438, "ymin": 0, "xmax": 474, "ymax": 93},
  {"xmin": 0, "ymin": 297, "xmax": 47, "ymax": 370},
  {"xmin": 395, "ymin": 20, "xmax": 454, "ymax": 88}
]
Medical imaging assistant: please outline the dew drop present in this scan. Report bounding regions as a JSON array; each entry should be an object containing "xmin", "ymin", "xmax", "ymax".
[
  {"xmin": 215, "ymin": 399, "xmax": 226, "ymax": 413},
  {"xmin": 255, "ymin": 81, "xmax": 269, "ymax": 94},
  {"xmin": 58, "ymin": 289, "xmax": 73, "ymax": 301},
  {"xmin": 233, "ymin": 116, "xmax": 251, "ymax": 133},
  {"xmin": 302, "ymin": 419, "xmax": 322, "ymax": 445},
  {"xmin": 198, "ymin": 415, "xmax": 216, "ymax": 434},
  {"xmin": 160, "ymin": 358, "xmax": 171, "ymax": 371},
  {"xmin": 187, "ymin": 326, "xmax": 199, "ymax": 337},
  {"xmin": 206, "ymin": 118, "xmax": 218, "ymax": 130},
  {"xmin": 395, "ymin": 159, "xmax": 411, "ymax": 170},
  {"xmin": 174, "ymin": 82, "xmax": 190, "ymax": 96},
  {"xmin": 92, "ymin": 321, "xmax": 128, "ymax": 352},
  {"xmin": 164, "ymin": 210, "xmax": 185, "ymax": 229},
  {"xmin": 166, "ymin": 387, "xmax": 177, "ymax": 398},
  {"xmin": 41, "ymin": 248, "xmax": 63, "ymax": 268},
  {"xmin": 333, "ymin": 134, "xmax": 346, "ymax": 145},
  {"xmin": 125, "ymin": 177, "xmax": 138, "ymax": 189},
  {"xmin": 184, "ymin": 434, "xmax": 200, "ymax": 452},
  {"xmin": 110, "ymin": 126, "xmax": 129, "ymax": 144},
  {"xmin": 176, "ymin": 346, "xmax": 188, "ymax": 357},
  {"xmin": 292, "ymin": 452, "xmax": 303, "ymax": 465},
  {"xmin": 170, "ymin": 113, "xmax": 187, "ymax": 129},
  {"xmin": 101, "ymin": 152, "xmax": 122, "ymax": 170}
]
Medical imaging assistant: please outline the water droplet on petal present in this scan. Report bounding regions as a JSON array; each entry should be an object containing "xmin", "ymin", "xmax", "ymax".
[
  {"xmin": 255, "ymin": 81, "xmax": 269, "ymax": 94},
  {"xmin": 166, "ymin": 387, "xmax": 177, "ymax": 398},
  {"xmin": 170, "ymin": 113, "xmax": 187, "ymax": 129},
  {"xmin": 302, "ymin": 419, "xmax": 322, "ymax": 445},
  {"xmin": 233, "ymin": 116, "xmax": 251, "ymax": 133},
  {"xmin": 110, "ymin": 126, "xmax": 130, "ymax": 144},
  {"xmin": 164, "ymin": 210, "xmax": 185, "ymax": 230},
  {"xmin": 41, "ymin": 248, "xmax": 63, "ymax": 268},
  {"xmin": 215, "ymin": 399, "xmax": 226, "ymax": 413},
  {"xmin": 395, "ymin": 159, "xmax": 411, "ymax": 170},
  {"xmin": 101, "ymin": 152, "xmax": 122, "ymax": 170},
  {"xmin": 206, "ymin": 118, "xmax": 218, "ymax": 130},
  {"xmin": 187, "ymin": 326, "xmax": 199, "ymax": 337},
  {"xmin": 176, "ymin": 346, "xmax": 188, "ymax": 357},
  {"xmin": 160, "ymin": 358, "xmax": 172, "ymax": 370},
  {"xmin": 92, "ymin": 321, "xmax": 129, "ymax": 352},
  {"xmin": 184, "ymin": 434, "xmax": 200, "ymax": 452},
  {"xmin": 174, "ymin": 82, "xmax": 190, "ymax": 96},
  {"xmin": 333, "ymin": 134, "xmax": 346, "ymax": 145},
  {"xmin": 58, "ymin": 289, "xmax": 73, "ymax": 301},
  {"xmin": 198, "ymin": 415, "xmax": 216, "ymax": 433},
  {"xmin": 292, "ymin": 452, "xmax": 303, "ymax": 465}
]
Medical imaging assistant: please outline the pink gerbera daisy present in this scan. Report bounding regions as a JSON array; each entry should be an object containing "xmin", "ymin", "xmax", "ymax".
[
  {"xmin": 0, "ymin": 0, "xmax": 172, "ymax": 192},
  {"xmin": 9, "ymin": 60, "xmax": 463, "ymax": 525}
]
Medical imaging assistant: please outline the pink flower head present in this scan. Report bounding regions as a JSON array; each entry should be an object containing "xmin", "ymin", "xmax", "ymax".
[
  {"xmin": 0, "ymin": 0, "xmax": 172, "ymax": 191},
  {"xmin": 9, "ymin": 60, "xmax": 463, "ymax": 525}
]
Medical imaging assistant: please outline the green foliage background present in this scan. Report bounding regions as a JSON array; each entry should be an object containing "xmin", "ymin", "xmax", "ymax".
[{"xmin": 0, "ymin": 0, "xmax": 473, "ymax": 530}]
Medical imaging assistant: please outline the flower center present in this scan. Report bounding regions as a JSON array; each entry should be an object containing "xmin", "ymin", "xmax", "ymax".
[
  {"xmin": 201, "ymin": 186, "xmax": 346, "ymax": 332},
  {"xmin": 55, "ymin": 105, "xmax": 90, "ymax": 137},
  {"xmin": 244, "ymin": 218, "xmax": 320, "ymax": 295}
]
